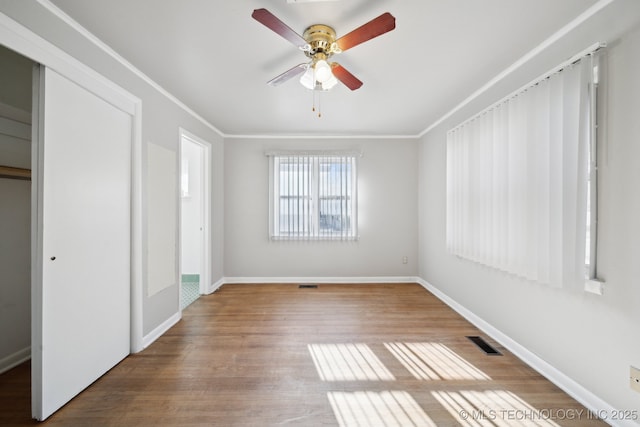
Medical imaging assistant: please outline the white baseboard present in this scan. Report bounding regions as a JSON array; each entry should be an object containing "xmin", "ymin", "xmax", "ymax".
[
  {"xmin": 416, "ymin": 278, "xmax": 635, "ymax": 427},
  {"xmin": 0, "ymin": 346, "xmax": 30, "ymax": 374},
  {"xmin": 223, "ymin": 276, "xmax": 420, "ymax": 285},
  {"xmin": 206, "ymin": 277, "xmax": 225, "ymax": 294},
  {"xmin": 142, "ymin": 312, "xmax": 181, "ymax": 350}
]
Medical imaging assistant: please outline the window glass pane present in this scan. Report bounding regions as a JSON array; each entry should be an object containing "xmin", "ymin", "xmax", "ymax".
[
  {"xmin": 271, "ymin": 154, "xmax": 356, "ymax": 240},
  {"xmin": 318, "ymin": 158, "xmax": 351, "ymax": 235},
  {"xmin": 278, "ymin": 157, "xmax": 311, "ymax": 237}
]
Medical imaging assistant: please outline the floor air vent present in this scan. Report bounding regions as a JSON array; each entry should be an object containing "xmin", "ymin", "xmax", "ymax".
[
  {"xmin": 299, "ymin": 284, "xmax": 318, "ymax": 289},
  {"xmin": 466, "ymin": 336, "xmax": 502, "ymax": 355}
]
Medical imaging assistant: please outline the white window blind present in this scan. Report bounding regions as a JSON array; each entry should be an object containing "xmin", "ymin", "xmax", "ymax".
[
  {"xmin": 268, "ymin": 152, "xmax": 358, "ymax": 240},
  {"xmin": 446, "ymin": 50, "xmax": 600, "ymax": 288}
]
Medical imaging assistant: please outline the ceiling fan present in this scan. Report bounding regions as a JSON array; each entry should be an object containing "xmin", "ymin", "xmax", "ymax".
[{"xmin": 252, "ymin": 8, "xmax": 396, "ymax": 91}]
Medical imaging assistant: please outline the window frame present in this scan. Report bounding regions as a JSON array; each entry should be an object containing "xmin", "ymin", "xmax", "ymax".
[
  {"xmin": 445, "ymin": 47, "xmax": 603, "ymax": 289},
  {"xmin": 268, "ymin": 151, "xmax": 359, "ymax": 241}
]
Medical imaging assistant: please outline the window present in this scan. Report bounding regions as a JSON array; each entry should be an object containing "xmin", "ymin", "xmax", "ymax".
[
  {"xmin": 268, "ymin": 152, "xmax": 358, "ymax": 240},
  {"xmin": 446, "ymin": 49, "xmax": 601, "ymax": 288}
]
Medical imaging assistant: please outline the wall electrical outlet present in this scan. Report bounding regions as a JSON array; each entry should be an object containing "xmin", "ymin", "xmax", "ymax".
[
  {"xmin": 631, "ymin": 366, "xmax": 640, "ymax": 393},
  {"xmin": 402, "ymin": 256, "xmax": 408, "ymax": 264}
]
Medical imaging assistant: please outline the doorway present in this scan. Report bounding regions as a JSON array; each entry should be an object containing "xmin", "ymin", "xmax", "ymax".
[
  {"xmin": 179, "ymin": 129, "xmax": 211, "ymax": 310},
  {"xmin": 0, "ymin": 45, "xmax": 33, "ymax": 377}
]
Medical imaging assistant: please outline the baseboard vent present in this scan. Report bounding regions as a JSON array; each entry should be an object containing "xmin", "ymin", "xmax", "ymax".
[
  {"xmin": 467, "ymin": 336, "xmax": 502, "ymax": 355},
  {"xmin": 299, "ymin": 284, "xmax": 318, "ymax": 289}
]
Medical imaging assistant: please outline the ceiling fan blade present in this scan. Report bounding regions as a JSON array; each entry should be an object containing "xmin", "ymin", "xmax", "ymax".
[
  {"xmin": 252, "ymin": 8, "xmax": 307, "ymax": 48},
  {"xmin": 335, "ymin": 12, "xmax": 396, "ymax": 52},
  {"xmin": 267, "ymin": 63, "xmax": 307, "ymax": 86},
  {"xmin": 331, "ymin": 63, "xmax": 363, "ymax": 90}
]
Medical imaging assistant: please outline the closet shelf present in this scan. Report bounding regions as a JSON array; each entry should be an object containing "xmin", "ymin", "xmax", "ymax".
[{"xmin": 0, "ymin": 165, "xmax": 31, "ymax": 181}]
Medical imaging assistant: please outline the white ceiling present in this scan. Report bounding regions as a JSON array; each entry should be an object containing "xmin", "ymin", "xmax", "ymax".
[{"xmin": 48, "ymin": 0, "xmax": 602, "ymax": 137}]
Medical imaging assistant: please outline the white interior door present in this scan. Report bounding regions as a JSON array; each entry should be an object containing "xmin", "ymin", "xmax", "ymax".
[{"xmin": 32, "ymin": 67, "xmax": 132, "ymax": 421}]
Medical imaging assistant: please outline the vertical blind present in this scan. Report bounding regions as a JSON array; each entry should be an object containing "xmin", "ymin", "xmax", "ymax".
[
  {"xmin": 446, "ymin": 53, "xmax": 598, "ymax": 287},
  {"xmin": 269, "ymin": 152, "xmax": 358, "ymax": 240}
]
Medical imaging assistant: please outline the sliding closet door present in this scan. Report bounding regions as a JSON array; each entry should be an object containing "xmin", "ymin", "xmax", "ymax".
[{"xmin": 32, "ymin": 67, "xmax": 132, "ymax": 421}]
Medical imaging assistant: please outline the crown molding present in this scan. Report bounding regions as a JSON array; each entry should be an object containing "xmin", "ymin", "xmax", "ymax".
[
  {"xmin": 419, "ymin": 0, "xmax": 615, "ymax": 138},
  {"xmin": 35, "ymin": 0, "xmax": 224, "ymax": 137}
]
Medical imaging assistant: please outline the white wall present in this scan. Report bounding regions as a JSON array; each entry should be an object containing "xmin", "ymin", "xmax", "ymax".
[
  {"xmin": 224, "ymin": 138, "xmax": 419, "ymax": 279},
  {"xmin": 418, "ymin": 0, "xmax": 640, "ymax": 417}
]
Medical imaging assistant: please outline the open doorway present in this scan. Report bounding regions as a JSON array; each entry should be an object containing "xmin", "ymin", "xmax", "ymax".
[
  {"xmin": 0, "ymin": 45, "xmax": 34, "ymax": 377},
  {"xmin": 179, "ymin": 129, "xmax": 211, "ymax": 310}
]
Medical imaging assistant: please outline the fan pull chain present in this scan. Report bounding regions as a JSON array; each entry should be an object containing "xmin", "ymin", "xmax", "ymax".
[
  {"xmin": 311, "ymin": 88, "xmax": 322, "ymax": 118},
  {"xmin": 311, "ymin": 67, "xmax": 317, "ymax": 114},
  {"xmin": 312, "ymin": 88, "xmax": 316, "ymax": 113}
]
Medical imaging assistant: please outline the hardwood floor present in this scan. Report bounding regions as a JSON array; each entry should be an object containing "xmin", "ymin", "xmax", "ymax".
[{"xmin": 0, "ymin": 283, "xmax": 606, "ymax": 426}]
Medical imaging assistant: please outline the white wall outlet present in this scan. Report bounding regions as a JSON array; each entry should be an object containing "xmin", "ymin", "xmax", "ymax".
[
  {"xmin": 402, "ymin": 256, "xmax": 408, "ymax": 264},
  {"xmin": 631, "ymin": 366, "xmax": 640, "ymax": 393}
]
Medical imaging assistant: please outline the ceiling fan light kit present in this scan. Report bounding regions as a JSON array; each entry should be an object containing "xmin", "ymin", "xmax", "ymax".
[
  {"xmin": 312, "ymin": 59, "xmax": 332, "ymax": 83},
  {"xmin": 299, "ymin": 63, "xmax": 338, "ymax": 91},
  {"xmin": 251, "ymin": 7, "xmax": 395, "ymax": 115}
]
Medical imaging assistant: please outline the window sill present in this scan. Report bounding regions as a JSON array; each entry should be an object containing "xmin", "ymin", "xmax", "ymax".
[{"xmin": 270, "ymin": 235, "xmax": 359, "ymax": 242}]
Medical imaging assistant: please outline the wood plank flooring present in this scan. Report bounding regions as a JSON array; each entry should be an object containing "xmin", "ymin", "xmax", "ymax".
[{"xmin": 0, "ymin": 283, "xmax": 607, "ymax": 426}]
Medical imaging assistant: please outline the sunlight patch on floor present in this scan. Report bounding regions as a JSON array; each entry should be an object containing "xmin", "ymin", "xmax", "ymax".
[
  {"xmin": 385, "ymin": 342, "xmax": 490, "ymax": 380},
  {"xmin": 328, "ymin": 391, "xmax": 437, "ymax": 427},
  {"xmin": 308, "ymin": 343, "xmax": 395, "ymax": 381},
  {"xmin": 432, "ymin": 390, "xmax": 561, "ymax": 427}
]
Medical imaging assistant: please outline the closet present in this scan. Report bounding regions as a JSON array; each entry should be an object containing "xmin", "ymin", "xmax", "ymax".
[{"xmin": 0, "ymin": 45, "xmax": 33, "ymax": 375}]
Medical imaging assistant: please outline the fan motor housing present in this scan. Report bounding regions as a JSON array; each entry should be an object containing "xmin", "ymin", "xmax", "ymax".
[{"xmin": 303, "ymin": 24, "xmax": 337, "ymax": 57}]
